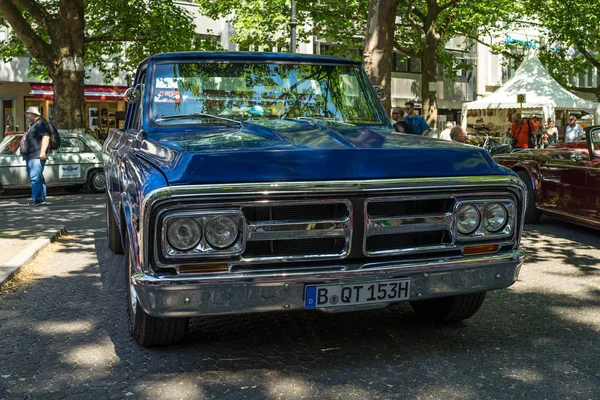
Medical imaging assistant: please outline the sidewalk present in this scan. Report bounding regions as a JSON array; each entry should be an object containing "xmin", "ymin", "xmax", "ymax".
[{"xmin": 0, "ymin": 192, "xmax": 105, "ymax": 285}]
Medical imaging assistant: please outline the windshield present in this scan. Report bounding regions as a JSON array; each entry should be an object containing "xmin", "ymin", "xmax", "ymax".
[{"xmin": 149, "ymin": 62, "xmax": 386, "ymax": 126}]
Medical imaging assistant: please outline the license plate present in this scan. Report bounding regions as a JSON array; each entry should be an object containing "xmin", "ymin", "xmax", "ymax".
[{"xmin": 304, "ymin": 279, "xmax": 411, "ymax": 309}]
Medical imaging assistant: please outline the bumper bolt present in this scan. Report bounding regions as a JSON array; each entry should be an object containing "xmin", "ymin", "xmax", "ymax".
[
  {"xmin": 284, "ymin": 283, "xmax": 290, "ymax": 290},
  {"xmin": 184, "ymin": 297, "xmax": 190, "ymax": 304},
  {"xmin": 495, "ymin": 274, "xmax": 501, "ymax": 279},
  {"xmin": 284, "ymin": 304, "xmax": 290, "ymax": 310},
  {"xmin": 417, "ymin": 293, "xmax": 423, "ymax": 298},
  {"xmin": 423, "ymin": 273, "xmax": 429, "ymax": 278}
]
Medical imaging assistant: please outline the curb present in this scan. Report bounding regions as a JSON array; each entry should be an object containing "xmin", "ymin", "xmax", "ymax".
[{"xmin": 0, "ymin": 226, "xmax": 67, "ymax": 288}]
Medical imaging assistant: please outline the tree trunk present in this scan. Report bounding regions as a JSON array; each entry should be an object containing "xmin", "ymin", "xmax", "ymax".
[
  {"xmin": 50, "ymin": 66, "xmax": 85, "ymax": 131},
  {"xmin": 362, "ymin": 0, "xmax": 400, "ymax": 113},
  {"xmin": 420, "ymin": 2, "xmax": 442, "ymax": 131},
  {"xmin": 49, "ymin": 0, "xmax": 85, "ymax": 131}
]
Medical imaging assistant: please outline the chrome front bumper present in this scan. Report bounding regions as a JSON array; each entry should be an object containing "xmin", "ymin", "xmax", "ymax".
[{"xmin": 133, "ymin": 251, "xmax": 523, "ymax": 318}]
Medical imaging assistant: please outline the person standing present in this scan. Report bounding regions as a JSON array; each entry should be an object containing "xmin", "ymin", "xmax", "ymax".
[
  {"xmin": 403, "ymin": 101, "xmax": 431, "ymax": 136},
  {"xmin": 450, "ymin": 126, "xmax": 466, "ymax": 143},
  {"xmin": 391, "ymin": 107, "xmax": 411, "ymax": 133},
  {"xmin": 439, "ymin": 122, "xmax": 453, "ymax": 141},
  {"xmin": 545, "ymin": 119, "xmax": 559, "ymax": 145},
  {"xmin": 565, "ymin": 115, "xmax": 583, "ymax": 143},
  {"xmin": 20, "ymin": 106, "xmax": 50, "ymax": 206},
  {"xmin": 510, "ymin": 113, "xmax": 533, "ymax": 149}
]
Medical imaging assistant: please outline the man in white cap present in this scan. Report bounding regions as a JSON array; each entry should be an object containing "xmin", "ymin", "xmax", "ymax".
[{"xmin": 20, "ymin": 106, "xmax": 51, "ymax": 206}]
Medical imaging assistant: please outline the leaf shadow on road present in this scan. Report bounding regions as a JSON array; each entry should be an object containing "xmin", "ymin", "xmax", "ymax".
[{"xmin": 1, "ymin": 226, "xmax": 599, "ymax": 400}]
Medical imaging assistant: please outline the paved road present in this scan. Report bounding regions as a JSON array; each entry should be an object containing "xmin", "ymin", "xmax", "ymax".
[{"xmin": 0, "ymin": 194, "xmax": 599, "ymax": 399}]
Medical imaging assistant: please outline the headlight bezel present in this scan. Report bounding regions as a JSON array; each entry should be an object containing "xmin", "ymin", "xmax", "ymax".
[
  {"xmin": 454, "ymin": 198, "xmax": 515, "ymax": 241},
  {"xmin": 160, "ymin": 210, "xmax": 246, "ymax": 259}
]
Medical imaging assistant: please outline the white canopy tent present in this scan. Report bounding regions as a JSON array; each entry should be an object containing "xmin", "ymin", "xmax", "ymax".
[{"xmin": 461, "ymin": 51, "xmax": 600, "ymax": 130}]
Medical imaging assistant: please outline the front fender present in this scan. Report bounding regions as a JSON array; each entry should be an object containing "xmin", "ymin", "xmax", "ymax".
[{"xmin": 120, "ymin": 152, "xmax": 168, "ymax": 273}]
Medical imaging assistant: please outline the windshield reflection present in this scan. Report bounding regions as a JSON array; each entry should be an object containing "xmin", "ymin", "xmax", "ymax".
[{"xmin": 150, "ymin": 62, "xmax": 386, "ymax": 126}]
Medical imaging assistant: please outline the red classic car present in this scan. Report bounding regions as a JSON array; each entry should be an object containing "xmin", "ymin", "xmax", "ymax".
[{"xmin": 494, "ymin": 126, "xmax": 600, "ymax": 228}]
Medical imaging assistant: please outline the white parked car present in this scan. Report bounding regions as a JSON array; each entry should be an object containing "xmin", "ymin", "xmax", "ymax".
[{"xmin": 0, "ymin": 133, "xmax": 105, "ymax": 193}]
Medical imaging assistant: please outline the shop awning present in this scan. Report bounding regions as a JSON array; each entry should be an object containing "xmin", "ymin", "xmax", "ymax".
[{"xmin": 29, "ymin": 83, "xmax": 127, "ymax": 101}]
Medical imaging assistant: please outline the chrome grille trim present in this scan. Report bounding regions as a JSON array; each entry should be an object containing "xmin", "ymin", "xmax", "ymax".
[
  {"xmin": 240, "ymin": 199, "xmax": 353, "ymax": 263},
  {"xmin": 248, "ymin": 219, "xmax": 352, "ymax": 241},
  {"xmin": 141, "ymin": 176, "xmax": 526, "ymax": 273},
  {"xmin": 366, "ymin": 213, "xmax": 453, "ymax": 235}
]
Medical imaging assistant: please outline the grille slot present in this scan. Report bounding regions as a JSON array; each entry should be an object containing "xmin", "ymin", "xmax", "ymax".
[
  {"xmin": 364, "ymin": 196, "xmax": 456, "ymax": 256},
  {"xmin": 367, "ymin": 198, "xmax": 453, "ymax": 217},
  {"xmin": 366, "ymin": 231, "xmax": 451, "ymax": 252},
  {"xmin": 241, "ymin": 200, "xmax": 353, "ymax": 262},
  {"xmin": 245, "ymin": 238, "xmax": 346, "ymax": 257}
]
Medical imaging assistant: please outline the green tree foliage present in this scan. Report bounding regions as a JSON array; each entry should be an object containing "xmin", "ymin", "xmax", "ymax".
[
  {"xmin": 523, "ymin": 0, "xmax": 600, "ymax": 99},
  {"xmin": 0, "ymin": 0, "xmax": 219, "ymax": 128},
  {"xmin": 196, "ymin": 0, "xmax": 366, "ymax": 57}
]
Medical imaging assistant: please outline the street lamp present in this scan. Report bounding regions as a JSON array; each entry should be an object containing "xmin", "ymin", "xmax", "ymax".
[{"xmin": 290, "ymin": 0, "xmax": 297, "ymax": 53}]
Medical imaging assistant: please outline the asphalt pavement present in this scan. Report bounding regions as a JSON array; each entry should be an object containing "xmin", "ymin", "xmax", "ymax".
[{"xmin": 0, "ymin": 194, "xmax": 599, "ymax": 399}]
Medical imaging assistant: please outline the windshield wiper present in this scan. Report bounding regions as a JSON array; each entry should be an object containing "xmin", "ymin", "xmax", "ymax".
[{"xmin": 154, "ymin": 113, "xmax": 243, "ymax": 126}]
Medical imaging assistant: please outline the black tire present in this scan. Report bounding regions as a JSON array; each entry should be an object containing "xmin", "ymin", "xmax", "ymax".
[
  {"xmin": 88, "ymin": 169, "xmax": 106, "ymax": 193},
  {"xmin": 410, "ymin": 292, "xmax": 486, "ymax": 322},
  {"xmin": 106, "ymin": 193, "xmax": 124, "ymax": 254},
  {"xmin": 126, "ymin": 241, "xmax": 189, "ymax": 346},
  {"xmin": 516, "ymin": 170, "xmax": 542, "ymax": 224}
]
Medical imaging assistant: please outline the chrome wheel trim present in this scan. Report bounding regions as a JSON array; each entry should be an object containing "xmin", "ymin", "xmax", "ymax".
[
  {"xmin": 93, "ymin": 172, "xmax": 106, "ymax": 190},
  {"xmin": 129, "ymin": 283, "xmax": 138, "ymax": 316}
]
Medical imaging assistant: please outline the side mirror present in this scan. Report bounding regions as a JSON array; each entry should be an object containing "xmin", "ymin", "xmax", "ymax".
[
  {"xmin": 124, "ymin": 87, "xmax": 141, "ymax": 104},
  {"xmin": 373, "ymin": 85, "xmax": 387, "ymax": 101}
]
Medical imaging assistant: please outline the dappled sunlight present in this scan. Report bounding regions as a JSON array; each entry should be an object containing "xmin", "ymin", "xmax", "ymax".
[
  {"xmin": 134, "ymin": 376, "xmax": 206, "ymax": 399},
  {"xmin": 551, "ymin": 306, "xmax": 600, "ymax": 332},
  {"xmin": 266, "ymin": 373, "xmax": 315, "ymax": 398},
  {"xmin": 35, "ymin": 320, "xmax": 93, "ymax": 335},
  {"xmin": 61, "ymin": 338, "xmax": 119, "ymax": 369}
]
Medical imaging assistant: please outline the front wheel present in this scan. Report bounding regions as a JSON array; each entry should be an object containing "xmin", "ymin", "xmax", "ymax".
[
  {"xmin": 88, "ymin": 169, "xmax": 106, "ymax": 193},
  {"xmin": 516, "ymin": 170, "xmax": 542, "ymax": 224},
  {"xmin": 410, "ymin": 292, "xmax": 486, "ymax": 322},
  {"xmin": 126, "ymin": 246, "xmax": 189, "ymax": 346}
]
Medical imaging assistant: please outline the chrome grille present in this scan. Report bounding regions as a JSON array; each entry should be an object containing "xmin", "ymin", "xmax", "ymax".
[
  {"xmin": 240, "ymin": 200, "xmax": 353, "ymax": 263},
  {"xmin": 364, "ymin": 196, "xmax": 456, "ymax": 257}
]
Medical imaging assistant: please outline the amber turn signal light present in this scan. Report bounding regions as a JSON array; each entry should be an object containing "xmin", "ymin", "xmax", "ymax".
[
  {"xmin": 463, "ymin": 244, "xmax": 499, "ymax": 255},
  {"xmin": 178, "ymin": 263, "xmax": 228, "ymax": 274}
]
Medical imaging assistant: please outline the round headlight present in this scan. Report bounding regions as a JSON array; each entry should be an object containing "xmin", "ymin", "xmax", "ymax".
[
  {"xmin": 483, "ymin": 203, "xmax": 508, "ymax": 232},
  {"xmin": 205, "ymin": 216, "xmax": 239, "ymax": 249},
  {"xmin": 167, "ymin": 218, "xmax": 202, "ymax": 251},
  {"xmin": 457, "ymin": 204, "xmax": 480, "ymax": 234}
]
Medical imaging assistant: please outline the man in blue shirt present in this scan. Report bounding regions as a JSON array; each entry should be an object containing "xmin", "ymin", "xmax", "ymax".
[{"xmin": 403, "ymin": 101, "xmax": 431, "ymax": 136}]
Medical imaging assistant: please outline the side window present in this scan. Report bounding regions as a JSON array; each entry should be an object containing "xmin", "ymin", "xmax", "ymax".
[{"xmin": 58, "ymin": 137, "xmax": 82, "ymax": 153}]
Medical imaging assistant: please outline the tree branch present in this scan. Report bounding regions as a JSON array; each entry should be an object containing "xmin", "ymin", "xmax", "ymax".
[
  {"xmin": 393, "ymin": 40, "xmax": 419, "ymax": 58},
  {"xmin": 9, "ymin": 0, "xmax": 52, "ymax": 31},
  {"xmin": 0, "ymin": 0, "xmax": 53, "ymax": 65},
  {"xmin": 462, "ymin": 33, "xmax": 520, "ymax": 62},
  {"xmin": 576, "ymin": 45, "xmax": 600, "ymax": 70}
]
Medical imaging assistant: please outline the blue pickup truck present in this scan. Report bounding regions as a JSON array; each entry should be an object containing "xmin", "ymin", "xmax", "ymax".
[{"xmin": 104, "ymin": 52, "xmax": 525, "ymax": 346}]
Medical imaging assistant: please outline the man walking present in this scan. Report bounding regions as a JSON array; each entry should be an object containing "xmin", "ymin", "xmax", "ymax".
[
  {"xmin": 20, "ymin": 106, "xmax": 50, "ymax": 206},
  {"xmin": 403, "ymin": 101, "xmax": 430, "ymax": 136},
  {"xmin": 391, "ymin": 107, "xmax": 411, "ymax": 133},
  {"xmin": 565, "ymin": 115, "xmax": 583, "ymax": 143}
]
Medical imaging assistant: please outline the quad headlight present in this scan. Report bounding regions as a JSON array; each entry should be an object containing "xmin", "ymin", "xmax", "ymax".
[
  {"xmin": 205, "ymin": 215, "xmax": 239, "ymax": 249},
  {"xmin": 161, "ymin": 211, "xmax": 245, "ymax": 258},
  {"xmin": 482, "ymin": 203, "xmax": 508, "ymax": 232},
  {"xmin": 167, "ymin": 218, "xmax": 202, "ymax": 251},
  {"xmin": 457, "ymin": 204, "xmax": 481, "ymax": 234},
  {"xmin": 454, "ymin": 199, "xmax": 515, "ymax": 239}
]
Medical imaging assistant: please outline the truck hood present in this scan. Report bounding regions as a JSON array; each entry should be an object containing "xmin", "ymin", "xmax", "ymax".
[{"xmin": 138, "ymin": 119, "xmax": 507, "ymax": 185}]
